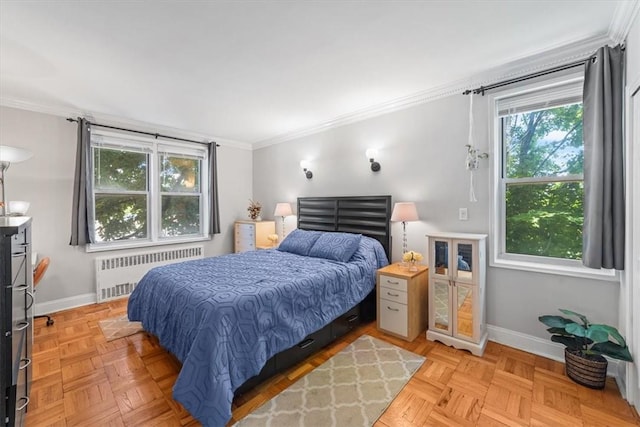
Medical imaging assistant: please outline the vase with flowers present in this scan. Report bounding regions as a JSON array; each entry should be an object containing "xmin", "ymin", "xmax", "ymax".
[
  {"xmin": 247, "ymin": 199, "xmax": 262, "ymax": 221},
  {"xmin": 267, "ymin": 233, "xmax": 279, "ymax": 247},
  {"xmin": 402, "ymin": 250, "xmax": 423, "ymax": 271}
]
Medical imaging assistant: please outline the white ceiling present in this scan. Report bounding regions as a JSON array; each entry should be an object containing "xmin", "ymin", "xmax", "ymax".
[{"xmin": 0, "ymin": 1, "xmax": 635, "ymax": 146}]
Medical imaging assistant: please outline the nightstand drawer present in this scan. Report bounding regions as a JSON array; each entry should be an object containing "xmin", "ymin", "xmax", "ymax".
[
  {"xmin": 379, "ymin": 300, "xmax": 408, "ymax": 337},
  {"xmin": 379, "ymin": 285, "xmax": 407, "ymax": 304},
  {"xmin": 379, "ymin": 274, "xmax": 407, "ymax": 292},
  {"xmin": 235, "ymin": 242, "xmax": 255, "ymax": 252}
]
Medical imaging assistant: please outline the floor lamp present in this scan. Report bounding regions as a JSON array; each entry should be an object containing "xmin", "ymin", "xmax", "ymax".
[
  {"xmin": 274, "ymin": 202, "xmax": 293, "ymax": 242},
  {"xmin": 391, "ymin": 202, "xmax": 419, "ymax": 256},
  {"xmin": 0, "ymin": 145, "xmax": 33, "ymax": 217}
]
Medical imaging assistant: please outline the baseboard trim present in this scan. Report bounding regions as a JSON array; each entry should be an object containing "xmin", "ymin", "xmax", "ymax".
[
  {"xmin": 35, "ymin": 293, "xmax": 97, "ymax": 316},
  {"xmin": 487, "ymin": 324, "xmax": 622, "ymax": 378}
]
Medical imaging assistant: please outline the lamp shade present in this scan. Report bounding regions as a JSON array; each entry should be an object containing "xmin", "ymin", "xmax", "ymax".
[
  {"xmin": 391, "ymin": 202, "xmax": 419, "ymax": 222},
  {"xmin": 0, "ymin": 145, "xmax": 33, "ymax": 163},
  {"xmin": 274, "ymin": 202, "xmax": 293, "ymax": 217}
]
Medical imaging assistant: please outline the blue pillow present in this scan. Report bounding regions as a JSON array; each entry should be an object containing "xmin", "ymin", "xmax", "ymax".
[
  {"xmin": 277, "ymin": 229, "xmax": 322, "ymax": 256},
  {"xmin": 308, "ymin": 232, "xmax": 362, "ymax": 262}
]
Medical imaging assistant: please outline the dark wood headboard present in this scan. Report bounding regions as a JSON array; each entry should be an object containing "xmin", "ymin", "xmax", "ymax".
[{"xmin": 297, "ymin": 195, "xmax": 392, "ymax": 260}]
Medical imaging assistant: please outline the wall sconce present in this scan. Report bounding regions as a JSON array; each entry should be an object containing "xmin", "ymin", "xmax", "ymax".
[
  {"xmin": 365, "ymin": 148, "xmax": 381, "ymax": 172},
  {"xmin": 0, "ymin": 145, "xmax": 33, "ymax": 216},
  {"xmin": 299, "ymin": 160, "xmax": 313, "ymax": 179}
]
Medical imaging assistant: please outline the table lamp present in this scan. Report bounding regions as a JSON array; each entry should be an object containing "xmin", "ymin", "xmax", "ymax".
[
  {"xmin": 274, "ymin": 202, "xmax": 293, "ymax": 241},
  {"xmin": 391, "ymin": 202, "xmax": 419, "ymax": 255}
]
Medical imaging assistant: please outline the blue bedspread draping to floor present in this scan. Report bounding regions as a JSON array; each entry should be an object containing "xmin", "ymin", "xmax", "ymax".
[{"xmin": 128, "ymin": 237, "xmax": 387, "ymax": 426}]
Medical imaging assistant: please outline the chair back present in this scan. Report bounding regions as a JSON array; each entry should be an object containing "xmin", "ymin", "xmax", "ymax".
[{"xmin": 34, "ymin": 257, "xmax": 50, "ymax": 286}]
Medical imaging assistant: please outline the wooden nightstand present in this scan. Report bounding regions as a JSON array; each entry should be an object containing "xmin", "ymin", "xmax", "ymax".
[
  {"xmin": 234, "ymin": 220, "xmax": 275, "ymax": 253},
  {"xmin": 376, "ymin": 263, "xmax": 429, "ymax": 342}
]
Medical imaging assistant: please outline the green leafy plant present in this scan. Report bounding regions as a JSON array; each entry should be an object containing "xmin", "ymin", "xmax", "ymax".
[{"xmin": 538, "ymin": 309, "xmax": 633, "ymax": 362}]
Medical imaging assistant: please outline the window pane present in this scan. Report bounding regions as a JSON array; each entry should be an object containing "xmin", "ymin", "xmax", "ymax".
[
  {"xmin": 505, "ymin": 181, "xmax": 583, "ymax": 259},
  {"xmin": 94, "ymin": 148, "xmax": 147, "ymax": 191},
  {"xmin": 160, "ymin": 156, "xmax": 200, "ymax": 193},
  {"xmin": 94, "ymin": 194, "xmax": 148, "ymax": 241},
  {"xmin": 504, "ymin": 104, "xmax": 583, "ymax": 179},
  {"xmin": 161, "ymin": 195, "xmax": 201, "ymax": 237}
]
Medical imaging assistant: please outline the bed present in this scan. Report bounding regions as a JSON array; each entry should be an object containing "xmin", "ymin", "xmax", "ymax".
[{"xmin": 127, "ymin": 195, "xmax": 392, "ymax": 426}]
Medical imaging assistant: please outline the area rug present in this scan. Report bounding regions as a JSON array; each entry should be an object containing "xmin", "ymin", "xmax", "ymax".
[
  {"xmin": 235, "ymin": 334, "xmax": 425, "ymax": 427},
  {"xmin": 97, "ymin": 315, "xmax": 144, "ymax": 341}
]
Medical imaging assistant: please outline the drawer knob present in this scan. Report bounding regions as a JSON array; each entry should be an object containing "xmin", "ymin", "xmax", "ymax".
[
  {"xmin": 386, "ymin": 292, "xmax": 399, "ymax": 297},
  {"xmin": 15, "ymin": 321, "xmax": 30, "ymax": 331},
  {"xmin": 19, "ymin": 358, "xmax": 31, "ymax": 370},
  {"xmin": 387, "ymin": 280, "xmax": 399, "ymax": 285},
  {"xmin": 387, "ymin": 306, "xmax": 400, "ymax": 312},
  {"xmin": 16, "ymin": 396, "xmax": 30, "ymax": 411}
]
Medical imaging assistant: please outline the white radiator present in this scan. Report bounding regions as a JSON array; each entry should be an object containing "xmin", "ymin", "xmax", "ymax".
[{"xmin": 95, "ymin": 245, "xmax": 204, "ymax": 303}]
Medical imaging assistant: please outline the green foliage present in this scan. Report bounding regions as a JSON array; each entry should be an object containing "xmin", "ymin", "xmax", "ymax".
[
  {"xmin": 161, "ymin": 195, "xmax": 201, "ymax": 237},
  {"xmin": 93, "ymin": 148, "xmax": 201, "ymax": 242},
  {"xmin": 504, "ymin": 104, "xmax": 584, "ymax": 259},
  {"xmin": 538, "ymin": 309, "xmax": 633, "ymax": 362}
]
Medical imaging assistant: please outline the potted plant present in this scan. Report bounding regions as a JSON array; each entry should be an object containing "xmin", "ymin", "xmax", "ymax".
[{"xmin": 538, "ymin": 309, "xmax": 633, "ymax": 389}]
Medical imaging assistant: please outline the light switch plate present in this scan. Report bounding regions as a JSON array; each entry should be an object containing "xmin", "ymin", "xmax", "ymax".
[{"xmin": 459, "ymin": 208, "xmax": 468, "ymax": 221}]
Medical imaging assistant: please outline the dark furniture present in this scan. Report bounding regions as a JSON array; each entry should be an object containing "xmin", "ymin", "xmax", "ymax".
[
  {"xmin": 236, "ymin": 195, "xmax": 391, "ymax": 394},
  {"xmin": 1, "ymin": 217, "xmax": 33, "ymax": 427}
]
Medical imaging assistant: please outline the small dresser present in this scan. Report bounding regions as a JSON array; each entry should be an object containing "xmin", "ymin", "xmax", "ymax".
[
  {"xmin": 1, "ymin": 217, "xmax": 33, "ymax": 427},
  {"xmin": 234, "ymin": 220, "xmax": 276, "ymax": 253},
  {"xmin": 376, "ymin": 263, "xmax": 428, "ymax": 342}
]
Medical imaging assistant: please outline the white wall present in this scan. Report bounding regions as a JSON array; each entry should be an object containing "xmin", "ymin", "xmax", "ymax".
[
  {"xmin": 253, "ymin": 90, "xmax": 620, "ymax": 344},
  {"xmin": 0, "ymin": 106, "xmax": 253, "ymax": 309}
]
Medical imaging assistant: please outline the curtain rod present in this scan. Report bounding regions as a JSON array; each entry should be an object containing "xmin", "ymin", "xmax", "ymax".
[
  {"xmin": 66, "ymin": 117, "xmax": 219, "ymax": 146},
  {"xmin": 464, "ymin": 45, "xmax": 625, "ymax": 96},
  {"xmin": 462, "ymin": 59, "xmax": 588, "ymax": 96}
]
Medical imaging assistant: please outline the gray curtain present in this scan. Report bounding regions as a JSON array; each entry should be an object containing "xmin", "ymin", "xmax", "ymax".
[
  {"xmin": 208, "ymin": 142, "xmax": 221, "ymax": 235},
  {"xmin": 582, "ymin": 45, "xmax": 625, "ymax": 270},
  {"xmin": 69, "ymin": 118, "xmax": 94, "ymax": 245}
]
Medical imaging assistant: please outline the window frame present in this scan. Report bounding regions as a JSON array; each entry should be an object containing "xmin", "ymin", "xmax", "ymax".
[
  {"xmin": 488, "ymin": 72, "xmax": 616, "ymax": 280},
  {"xmin": 87, "ymin": 129, "xmax": 210, "ymax": 252}
]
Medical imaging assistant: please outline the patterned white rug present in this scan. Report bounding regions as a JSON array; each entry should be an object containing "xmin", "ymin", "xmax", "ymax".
[
  {"xmin": 235, "ymin": 334, "xmax": 425, "ymax": 427},
  {"xmin": 97, "ymin": 315, "xmax": 144, "ymax": 341}
]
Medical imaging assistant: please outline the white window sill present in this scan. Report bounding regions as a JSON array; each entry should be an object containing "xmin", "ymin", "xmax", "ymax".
[
  {"xmin": 491, "ymin": 257, "xmax": 618, "ymax": 282},
  {"xmin": 86, "ymin": 235, "xmax": 211, "ymax": 253}
]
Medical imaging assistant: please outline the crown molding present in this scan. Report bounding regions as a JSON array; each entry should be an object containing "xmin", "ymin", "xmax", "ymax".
[
  {"xmin": 0, "ymin": 97, "xmax": 253, "ymax": 151},
  {"xmin": 609, "ymin": 0, "xmax": 640, "ymax": 44},
  {"xmin": 252, "ymin": 34, "xmax": 612, "ymax": 149}
]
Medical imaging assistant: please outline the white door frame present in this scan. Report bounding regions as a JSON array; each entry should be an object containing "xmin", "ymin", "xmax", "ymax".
[{"xmin": 622, "ymin": 75, "xmax": 640, "ymax": 409}]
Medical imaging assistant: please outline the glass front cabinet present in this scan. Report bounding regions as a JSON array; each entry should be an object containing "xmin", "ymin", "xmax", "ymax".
[{"xmin": 427, "ymin": 232, "xmax": 487, "ymax": 356}]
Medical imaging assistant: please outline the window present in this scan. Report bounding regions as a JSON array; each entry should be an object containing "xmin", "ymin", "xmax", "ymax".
[
  {"xmin": 90, "ymin": 130, "xmax": 209, "ymax": 250},
  {"xmin": 490, "ymin": 74, "xmax": 614, "ymax": 279}
]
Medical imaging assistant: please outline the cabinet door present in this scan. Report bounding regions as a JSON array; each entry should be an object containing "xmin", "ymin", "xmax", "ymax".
[
  {"xmin": 452, "ymin": 240, "xmax": 476, "ymax": 284},
  {"xmin": 430, "ymin": 238, "xmax": 452, "ymax": 279},
  {"xmin": 429, "ymin": 278, "xmax": 452, "ymax": 335},
  {"xmin": 453, "ymin": 282, "xmax": 477, "ymax": 342}
]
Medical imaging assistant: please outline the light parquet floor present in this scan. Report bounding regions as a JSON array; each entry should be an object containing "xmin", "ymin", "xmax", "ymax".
[{"xmin": 26, "ymin": 299, "xmax": 640, "ymax": 427}]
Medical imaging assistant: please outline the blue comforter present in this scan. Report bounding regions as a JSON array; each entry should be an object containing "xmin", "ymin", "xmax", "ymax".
[{"xmin": 127, "ymin": 237, "xmax": 388, "ymax": 426}]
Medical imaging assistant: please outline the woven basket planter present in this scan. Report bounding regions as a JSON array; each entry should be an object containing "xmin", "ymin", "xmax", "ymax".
[{"xmin": 564, "ymin": 348, "xmax": 607, "ymax": 389}]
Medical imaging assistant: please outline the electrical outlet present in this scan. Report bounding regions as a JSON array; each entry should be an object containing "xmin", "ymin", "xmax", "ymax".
[{"xmin": 459, "ymin": 208, "xmax": 468, "ymax": 221}]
